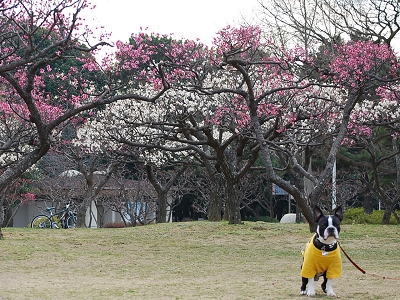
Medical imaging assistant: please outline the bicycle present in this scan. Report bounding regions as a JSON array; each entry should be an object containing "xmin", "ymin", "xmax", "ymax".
[{"xmin": 31, "ymin": 202, "xmax": 77, "ymax": 229}]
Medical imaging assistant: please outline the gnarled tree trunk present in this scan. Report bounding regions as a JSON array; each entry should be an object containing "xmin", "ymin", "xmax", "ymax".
[{"xmin": 224, "ymin": 179, "xmax": 241, "ymax": 224}]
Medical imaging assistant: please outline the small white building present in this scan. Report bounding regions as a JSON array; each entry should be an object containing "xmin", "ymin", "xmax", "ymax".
[
  {"xmin": 12, "ymin": 169, "xmax": 161, "ymax": 228},
  {"xmin": 12, "ymin": 200, "xmax": 123, "ymax": 228}
]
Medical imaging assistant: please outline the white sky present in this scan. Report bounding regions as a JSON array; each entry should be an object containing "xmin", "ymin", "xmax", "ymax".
[
  {"xmin": 84, "ymin": 0, "xmax": 261, "ymax": 46},
  {"xmin": 82, "ymin": 1, "xmax": 400, "ymax": 55}
]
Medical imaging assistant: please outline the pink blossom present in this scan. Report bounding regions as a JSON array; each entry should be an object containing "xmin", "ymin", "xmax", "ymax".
[{"xmin": 329, "ymin": 41, "xmax": 396, "ymax": 89}]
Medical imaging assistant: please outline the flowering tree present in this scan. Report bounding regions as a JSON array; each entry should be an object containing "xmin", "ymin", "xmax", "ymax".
[
  {"xmin": 0, "ymin": 1, "xmax": 204, "ymax": 233},
  {"xmin": 77, "ymin": 22, "xmax": 400, "ymax": 229},
  {"xmin": 182, "ymin": 24, "xmax": 400, "ymax": 230},
  {"xmin": 253, "ymin": 0, "xmax": 400, "ymax": 213},
  {"xmin": 1, "ymin": 0, "xmax": 398, "ymax": 233},
  {"xmin": 252, "ymin": 0, "xmax": 400, "ymax": 228},
  {"xmin": 334, "ymin": 42, "xmax": 400, "ymax": 223},
  {"xmin": 78, "ymin": 80, "xmax": 264, "ymax": 224}
]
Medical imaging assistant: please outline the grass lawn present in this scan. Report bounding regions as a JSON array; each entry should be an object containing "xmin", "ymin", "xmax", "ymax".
[{"xmin": 1, "ymin": 221, "xmax": 400, "ymax": 299}]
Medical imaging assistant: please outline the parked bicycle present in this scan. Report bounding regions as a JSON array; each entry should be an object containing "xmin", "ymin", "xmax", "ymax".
[{"xmin": 31, "ymin": 202, "xmax": 77, "ymax": 229}]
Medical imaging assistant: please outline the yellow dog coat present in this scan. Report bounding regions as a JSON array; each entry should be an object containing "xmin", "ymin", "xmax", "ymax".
[{"xmin": 301, "ymin": 234, "xmax": 342, "ymax": 279}]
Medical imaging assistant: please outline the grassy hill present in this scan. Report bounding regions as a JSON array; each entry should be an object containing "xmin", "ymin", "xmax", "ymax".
[{"xmin": 1, "ymin": 221, "xmax": 399, "ymax": 299}]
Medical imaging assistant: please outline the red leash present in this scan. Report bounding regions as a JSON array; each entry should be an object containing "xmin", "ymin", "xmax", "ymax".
[{"xmin": 338, "ymin": 242, "xmax": 400, "ymax": 280}]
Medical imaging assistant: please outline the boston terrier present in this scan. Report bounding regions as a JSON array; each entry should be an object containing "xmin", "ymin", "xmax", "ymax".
[{"xmin": 300, "ymin": 205, "xmax": 343, "ymax": 297}]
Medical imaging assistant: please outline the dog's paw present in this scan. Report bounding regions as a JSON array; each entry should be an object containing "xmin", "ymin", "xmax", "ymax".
[
  {"xmin": 300, "ymin": 290, "xmax": 307, "ymax": 295},
  {"xmin": 326, "ymin": 291, "xmax": 336, "ymax": 297},
  {"xmin": 325, "ymin": 279, "xmax": 336, "ymax": 297},
  {"xmin": 306, "ymin": 289, "xmax": 316, "ymax": 297}
]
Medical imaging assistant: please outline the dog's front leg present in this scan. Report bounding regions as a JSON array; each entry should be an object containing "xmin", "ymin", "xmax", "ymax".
[
  {"xmin": 325, "ymin": 279, "xmax": 336, "ymax": 297},
  {"xmin": 300, "ymin": 277, "xmax": 308, "ymax": 295},
  {"xmin": 307, "ymin": 278, "xmax": 316, "ymax": 296}
]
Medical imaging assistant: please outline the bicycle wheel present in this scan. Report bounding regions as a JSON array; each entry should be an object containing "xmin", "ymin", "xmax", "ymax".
[
  {"xmin": 65, "ymin": 215, "xmax": 77, "ymax": 228},
  {"xmin": 31, "ymin": 215, "xmax": 52, "ymax": 228}
]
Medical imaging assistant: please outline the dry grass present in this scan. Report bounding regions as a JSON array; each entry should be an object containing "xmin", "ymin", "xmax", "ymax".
[{"xmin": 1, "ymin": 221, "xmax": 400, "ymax": 299}]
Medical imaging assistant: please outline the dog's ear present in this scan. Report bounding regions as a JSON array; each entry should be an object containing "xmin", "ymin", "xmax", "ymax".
[
  {"xmin": 333, "ymin": 205, "xmax": 343, "ymax": 221},
  {"xmin": 314, "ymin": 205, "xmax": 324, "ymax": 222}
]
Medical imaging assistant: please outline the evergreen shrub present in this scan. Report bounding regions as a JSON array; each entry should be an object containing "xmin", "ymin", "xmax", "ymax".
[{"xmin": 343, "ymin": 207, "xmax": 399, "ymax": 225}]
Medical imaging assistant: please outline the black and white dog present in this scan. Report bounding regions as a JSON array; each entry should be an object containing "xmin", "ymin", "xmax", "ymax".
[{"xmin": 300, "ymin": 205, "xmax": 343, "ymax": 297}]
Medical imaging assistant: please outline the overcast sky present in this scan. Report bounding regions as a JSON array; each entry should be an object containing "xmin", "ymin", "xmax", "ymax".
[{"xmin": 84, "ymin": 0, "xmax": 260, "ymax": 45}]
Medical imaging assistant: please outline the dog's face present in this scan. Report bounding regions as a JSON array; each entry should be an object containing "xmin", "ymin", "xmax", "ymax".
[{"xmin": 314, "ymin": 205, "xmax": 343, "ymax": 244}]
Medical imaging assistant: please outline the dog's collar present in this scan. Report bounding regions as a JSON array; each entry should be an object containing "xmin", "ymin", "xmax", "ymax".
[{"xmin": 313, "ymin": 234, "xmax": 338, "ymax": 252}]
